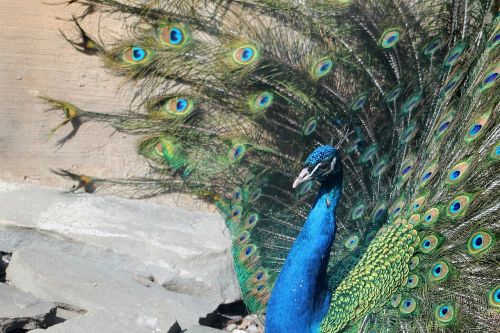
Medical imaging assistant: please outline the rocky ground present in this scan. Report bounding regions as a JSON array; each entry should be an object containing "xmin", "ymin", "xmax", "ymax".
[{"xmin": 0, "ymin": 182, "xmax": 264, "ymax": 333}]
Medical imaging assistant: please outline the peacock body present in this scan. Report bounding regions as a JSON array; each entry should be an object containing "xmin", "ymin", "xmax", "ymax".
[{"xmin": 42, "ymin": 0, "xmax": 500, "ymax": 332}]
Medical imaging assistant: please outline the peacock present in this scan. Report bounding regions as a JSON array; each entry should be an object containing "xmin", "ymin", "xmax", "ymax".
[{"xmin": 40, "ymin": 0, "xmax": 500, "ymax": 332}]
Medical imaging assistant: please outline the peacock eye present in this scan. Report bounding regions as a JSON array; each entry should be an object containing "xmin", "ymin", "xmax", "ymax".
[{"xmin": 319, "ymin": 163, "xmax": 330, "ymax": 171}]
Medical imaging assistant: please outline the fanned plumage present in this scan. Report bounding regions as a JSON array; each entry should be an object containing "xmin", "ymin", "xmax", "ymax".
[{"xmin": 41, "ymin": 0, "xmax": 499, "ymax": 332}]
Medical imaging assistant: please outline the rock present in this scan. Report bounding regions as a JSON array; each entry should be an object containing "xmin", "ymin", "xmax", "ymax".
[
  {"xmin": 246, "ymin": 324, "xmax": 259, "ymax": 333},
  {"xmin": 0, "ymin": 283, "xmax": 57, "ymax": 332},
  {"xmin": 240, "ymin": 317, "xmax": 252, "ymax": 329},
  {"xmin": 185, "ymin": 325, "xmax": 225, "ymax": 333},
  {"xmin": 6, "ymin": 247, "xmax": 226, "ymax": 332},
  {"xmin": 0, "ymin": 181, "xmax": 241, "ymax": 332},
  {"xmin": 0, "ymin": 181, "xmax": 240, "ymax": 303},
  {"xmin": 0, "ymin": 252, "xmax": 10, "ymax": 282}
]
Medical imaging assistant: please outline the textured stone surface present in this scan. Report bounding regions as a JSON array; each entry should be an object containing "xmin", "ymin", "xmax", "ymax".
[
  {"xmin": 0, "ymin": 181, "xmax": 240, "ymax": 332},
  {"xmin": 6, "ymin": 247, "xmax": 211, "ymax": 332},
  {"xmin": 0, "ymin": 283, "xmax": 57, "ymax": 332},
  {"xmin": 0, "ymin": 181, "xmax": 239, "ymax": 302}
]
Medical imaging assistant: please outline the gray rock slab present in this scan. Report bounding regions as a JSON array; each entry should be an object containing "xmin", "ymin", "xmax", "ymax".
[
  {"xmin": 0, "ymin": 182, "xmax": 242, "ymax": 332},
  {"xmin": 6, "ymin": 247, "xmax": 212, "ymax": 332},
  {"xmin": 0, "ymin": 283, "xmax": 57, "ymax": 332},
  {"xmin": 0, "ymin": 181, "xmax": 240, "ymax": 303}
]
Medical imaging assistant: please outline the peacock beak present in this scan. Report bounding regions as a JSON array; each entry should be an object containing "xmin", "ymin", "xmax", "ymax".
[
  {"xmin": 293, "ymin": 168, "xmax": 311, "ymax": 188},
  {"xmin": 293, "ymin": 165, "xmax": 318, "ymax": 188}
]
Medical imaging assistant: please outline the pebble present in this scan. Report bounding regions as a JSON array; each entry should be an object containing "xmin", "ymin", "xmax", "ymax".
[
  {"xmin": 226, "ymin": 323, "xmax": 237, "ymax": 331},
  {"xmin": 223, "ymin": 314, "xmax": 263, "ymax": 333},
  {"xmin": 246, "ymin": 324, "xmax": 259, "ymax": 333}
]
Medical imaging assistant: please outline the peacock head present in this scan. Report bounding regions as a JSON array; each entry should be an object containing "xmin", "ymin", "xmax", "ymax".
[{"xmin": 293, "ymin": 145, "xmax": 342, "ymax": 188}]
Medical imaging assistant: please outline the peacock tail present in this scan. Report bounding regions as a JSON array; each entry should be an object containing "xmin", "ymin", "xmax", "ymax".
[{"xmin": 41, "ymin": 0, "xmax": 500, "ymax": 332}]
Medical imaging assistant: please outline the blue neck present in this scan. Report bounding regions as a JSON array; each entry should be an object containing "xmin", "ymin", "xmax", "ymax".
[{"xmin": 266, "ymin": 176, "xmax": 342, "ymax": 333}]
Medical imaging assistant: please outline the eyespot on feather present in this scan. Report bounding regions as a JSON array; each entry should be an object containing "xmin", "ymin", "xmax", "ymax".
[
  {"xmin": 230, "ymin": 186, "xmax": 243, "ymax": 203},
  {"xmin": 488, "ymin": 285, "xmax": 500, "ymax": 308},
  {"xmin": 351, "ymin": 203, "xmax": 365, "ymax": 220},
  {"xmin": 447, "ymin": 194, "xmax": 473, "ymax": 218},
  {"xmin": 239, "ymin": 244, "xmax": 257, "ymax": 262},
  {"xmin": 157, "ymin": 23, "xmax": 190, "ymax": 47},
  {"xmin": 385, "ymin": 85, "xmax": 403, "ymax": 103},
  {"xmin": 230, "ymin": 205, "xmax": 243, "ymax": 220},
  {"xmin": 490, "ymin": 142, "xmax": 500, "ymax": 161},
  {"xmin": 228, "ymin": 143, "xmax": 247, "ymax": 163},
  {"xmin": 399, "ymin": 297, "xmax": 417, "ymax": 314},
  {"xmin": 400, "ymin": 156, "xmax": 416, "ymax": 181},
  {"xmin": 421, "ymin": 207, "xmax": 439, "ymax": 227},
  {"xmin": 445, "ymin": 160, "xmax": 471, "ymax": 185},
  {"xmin": 122, "ymin": 46, "xmax": 153, "ymax": 65},
  {"xmin": 244, "ymin": 213, "xmax": 259, "ymax": 230},
  {"xmin": 250, "ymin": 269, "xmax": 269, "ymax": 285},
  {"xmin": 487, "ymin": 24, "xmax": 500, "ymax": 49},
  {"xmin": 401, "ymin": 92, "xmax": 421, "ymax": 114},
  {"xmin": 249, "ymin": 91, "xmax": 273, "ymax": 112},
  {"xmin": 434, "ymin": 113, "xmax": 454, "ymax": 139},
  {"xmin": 419, "ymin": 161, "xmax": 438, "ymax": 187},
  {"xmin": 235, "ymin": 231, "xmax": 250, "ymax": 245},
  {"xmin": 440, "ymin": 70, "xmax": 463, "ymax": 98},
  {"xmin": 360, "ymin": 144, "xmax": 377, "ymax": 163},
  {"xmin": 390, "ymin": 293, "xmax": 402, "ymax": 307},
  {"xmin": 420, "ymin": 234, "xmax": 441, "ymax": 254},
  {"xmin": 344, "ymin": 234, "xmax": 360, "ymax": 250},
  {"xmin": 409, "ymin": 256, "xmax": 420, "ymax": 270},
  {"xmin": 435, "ymin": 304, "xmax": 456, "ymax": 324},
  {"xmin": 379, "ymin": 28, "xmax": 402, "ymax": 48},
  {"xmin": 372, "ymin": 156, "xmax": 388, "ymax": 177},
  {"xmin": 422, "ymin": 37, "xmax": 442, "ymax": 56},
  {"xmin": 302, "ymin": 117, "xmax": 318, "ymax": 136},
  {"xmin": 411, "ymin": 195, "xmax": 426, "ymax": 213},
  {"xmin": 443, "ymin": 42, "xmax": 467, "ymax": 67},
  {"xmin": 351, "ymin": 93, "xmax": 368, "ymax": 111},
  {"xmin": 310, "ymin": 57, "xmax": 334, "ymax": 79},
  {"xmin": 400, "ymin": 121, "xmax": 418, "ymax": 144},
  {"xmin": 372, "ymin": 203, "xmax": 387, "ymax": 222},
  {"xmin": 249, "ymin": 188, "xmax": 262, "ymax": 203},
  {"xmin": 148, "ymin": 96, "xmax": 195, "ymax": 118},
  {"xmin": 464, "ymin": 111, "xmax": 491, "ymax": 143},
  {"xmin": 479, "ymin": 64, "xmax": 499, "ymax": 91},
  {"xmin": 231, "ymin": 44, "xmax": 259, "ymax": 66},
  {"xmin": 390, "ymin": 199, "xmax": 405, "ymax": 218},
  {"xmin": 467, "ymin": 231, "xmax": 494, "ymax": 256},
  {"xmin": 406, "ymin": 274, "xmax": 419, "ymax": 288},
  {"xmin": 429, "ymin": 261, "xmax": 450, "ymax": 282}
]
